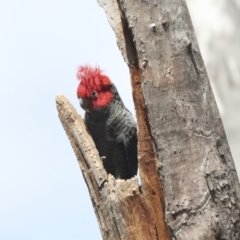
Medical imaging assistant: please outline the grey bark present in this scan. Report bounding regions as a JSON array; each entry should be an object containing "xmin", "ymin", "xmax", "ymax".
[
  {"xmin": 186, "ymin": 0, "xmax": 240, "ymax": 174},
  {"xmin": 97, "ymin": 0, "xmax": 240, "ymax": 239},
  {"xmin": 56, "ymin": 0, "xmax": 240, "ymax": 239}
]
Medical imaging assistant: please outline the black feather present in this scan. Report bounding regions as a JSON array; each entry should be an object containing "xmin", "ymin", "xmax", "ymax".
[{"xmin": 84, "ymin": 84, "xmax": 138, "ymax": 179}]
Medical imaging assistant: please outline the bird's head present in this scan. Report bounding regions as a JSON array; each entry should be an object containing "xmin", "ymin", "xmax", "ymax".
[{"xmin": 76, "ymin": 65, "xmax": 114, "ymax": 112}]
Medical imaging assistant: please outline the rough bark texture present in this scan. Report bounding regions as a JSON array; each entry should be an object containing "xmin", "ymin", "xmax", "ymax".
[
  {"xmin": 186, "ymin": 0, "xmax": 240, "ymax": 174},
  {"xmin": 57, "ymin": 0, "xmax": 240, "ymax": 239},
  {"xmin": 97, "ymin": 0, "xmax": 240, "ymax": 239},
  {"xmin": 130, "ymin": 66, "xmax": 170, "ymax": 239}
]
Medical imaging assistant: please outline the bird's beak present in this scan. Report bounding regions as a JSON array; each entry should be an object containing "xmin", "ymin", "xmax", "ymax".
[{"xmin": 79, "ymin": 98, "xmax": 90, "ymax": 112}]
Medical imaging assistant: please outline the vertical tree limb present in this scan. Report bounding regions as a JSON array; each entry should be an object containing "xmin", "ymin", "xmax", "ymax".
[
  {"xmin": 96, "ymin": 0, "xmax": 240, "ymax": 239},
  {"xmin": 187, "ymin": 0, "xmax": 240, "ymax": 172}
]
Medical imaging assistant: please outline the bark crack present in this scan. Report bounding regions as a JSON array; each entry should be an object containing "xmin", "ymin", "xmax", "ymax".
[
  {"xmin": 187, "ymin": 43, "xmax": 199, "ymax": 76},
  {"xmin": 115, "ymin": 0, "xmax": 139, "ymax": 66},
  {"xmin": 175, "ymin": 195, "xmax": 211, "ymax": 235},
  {"xmin": 194, "ymin": 131, "xmax": 226, "ymax": 140}
]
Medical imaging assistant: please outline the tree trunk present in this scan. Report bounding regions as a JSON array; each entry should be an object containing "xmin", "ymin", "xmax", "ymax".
[
  {"xmin": 186, "ymin": 0, "xmax": 240, "ymax": 174},
  {"xmin": 56, "ymin": 0, "xmax": 240, "ymax": 239}
]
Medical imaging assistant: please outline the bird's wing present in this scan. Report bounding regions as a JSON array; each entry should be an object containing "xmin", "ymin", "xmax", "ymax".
[{"xmin": 116, "ymin": 126, "xmax": 138, "ymax": 178}]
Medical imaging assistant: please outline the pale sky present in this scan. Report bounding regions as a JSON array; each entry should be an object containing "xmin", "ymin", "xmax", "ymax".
[{"xmin": 0, "ymin": 1, "xmax": 133, "ymax": 239}]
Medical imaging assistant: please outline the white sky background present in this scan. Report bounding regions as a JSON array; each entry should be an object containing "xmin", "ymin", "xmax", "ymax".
[
  {"xmin": 0, "ymin": 0, "xmax": 131, "ymax": 239},
  {"xmin": 1, "ymin": 1, "xmax": 240, "ymax": 240}
]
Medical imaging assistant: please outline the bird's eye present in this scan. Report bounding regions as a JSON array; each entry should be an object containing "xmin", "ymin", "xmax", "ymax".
[{"xmin": 91, "ymin": 91, "xmax": 97, "ymax": 98}]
